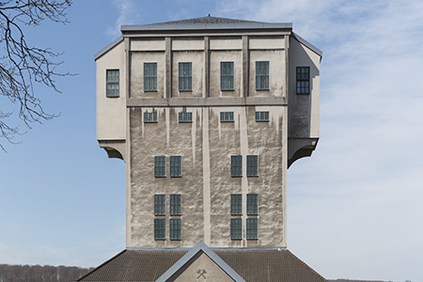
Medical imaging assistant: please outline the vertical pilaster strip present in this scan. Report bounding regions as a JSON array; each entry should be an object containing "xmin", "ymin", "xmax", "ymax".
[
  {"xmin": 284, "ymin": 35, "xmax": 290, "ymax": 99},
  {"xmin": 124, "ymin": 36, "xmax": 132, "ymax": 247},
  {"xmin": 125, "ymin": 37, "xmax": 130, "ymax": 98},
  {"xmin": 202, "ymin": 108, "xmax": 211, "ymax": 245},
  {"xmin": 165, "ymin": 37, "xmax": 172, "ymax": 98},
  {"xmin": 242, "ymin": 35, "xmax": 249, "ymax": 98},
  {"xmin": 204, "ymin": 36, "xmax": 210, "ymax": 98}
]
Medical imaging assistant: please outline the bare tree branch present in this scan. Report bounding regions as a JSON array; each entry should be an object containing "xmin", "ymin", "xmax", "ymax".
[{"xmin": 0, "ymin": 0, "xmax": 73, "ymax": 151}]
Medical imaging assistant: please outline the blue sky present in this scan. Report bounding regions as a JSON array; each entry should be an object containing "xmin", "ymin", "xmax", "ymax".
[{"xmin": 1, "ymin": 0, "xmax": 422, "ymax": 281}]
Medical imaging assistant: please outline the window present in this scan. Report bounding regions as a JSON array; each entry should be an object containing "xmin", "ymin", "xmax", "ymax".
[
  {"xmin": 255, "ymin": 111, "xmax": 269, "ymax": 122},
  {"xmin": 144, "ymin": 63, "xmax": 157, "ymax": 91},
  {"xmin": 154, "ymin": 156, "xmax": 166, "ymax": 177},
  {"xmin": 178, "ymin": 112, "xmax": 192, "ymax": 123},
  {"xmin": 144, "ymin": 112, "xmax": 157, "ymax": 123},
  {"xmin": 220, "ymin": 112, "xmax": 234, "ymax": 122},
  {"xmin": 221, "ymin": 62, "xmax": 234, "ymax": 90},
  {"xmin": 296, "ymin": 67, "xmax": 310, "ymax": 94},
  {"xmin": 154, "ymin": 219, "xmax": 165, "ymax": 240},
  {"xmin": 246, "ymin": 218, "xmax": 258, "ymax": 240},
  {"xmin": 179, "ymin": 62, "xmax": 192, "ymax": 91},
  {"xmin": 231, "ymin": 194, "xmax": 242, "ymax": 215},
  {"xmin": 170, "ymin": 156, "xmax": 181, "ymax": 177},
  {"xmin": 170, "ymin": 194, "xmax": 181, "ymax": 216},
  {"xmin": 231, "ymin": 155, "xmax": 242, "ymax": 177},
  {"xmin": 170, "ymin": 219, "xmax": 181, "ymax": 240},
  {"xmin": 106, "ymin": 70, "xmax": 119, "ymax": 97},
  {"xmin": 247, "ymin": 155, "xmax": 258, "ymax": 177},
  {"xmin": 154, "ymin": 194, "xmax": 166, "ymax": 215},
  {"xmin": 256, "ymin": 61, "xmax": 269, "ymax": 90},
  {"xmin": 247, "ymin": 194, "xmax": 258, "ymax": 215},
  {"xmin": 231, "ymin": 218, "xmax": 242, "ymax": 240}
]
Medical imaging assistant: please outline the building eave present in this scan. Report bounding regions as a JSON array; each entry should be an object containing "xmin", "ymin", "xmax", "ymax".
[
  {"xmin": 94, "ymin": 35, "xmax": 124, "ymax": 61},
  {"xmin": 292, "ymin": 32, "xmax": 323, "ymax": 57}
]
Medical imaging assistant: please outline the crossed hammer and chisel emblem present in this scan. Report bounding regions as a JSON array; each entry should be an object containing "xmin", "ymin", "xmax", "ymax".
[{"xmin": 196, "ymin": 269, "xmax": 207, "ymax": 279}]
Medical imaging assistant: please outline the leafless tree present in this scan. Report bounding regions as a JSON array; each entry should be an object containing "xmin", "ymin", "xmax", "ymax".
[{"xmin": 0, "ymin": 0, "xmax": 73, "ymax": 151}]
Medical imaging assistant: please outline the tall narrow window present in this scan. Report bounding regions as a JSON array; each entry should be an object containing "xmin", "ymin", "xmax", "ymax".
[
  {"xmin": 231, "ymin": 155, "xmax": 242, "ymax": 177},
  {"xmin": 221, "ymin": 62, "xmax": 234, "ymax": 90},
  {"xmin": 170, "ymin": 219, "xmax": 181, "ymax": 240},
  {"xmin": 231, "ymin": 194, "xmax": 242, "ymax": 215},
  {"xmin": 144, "ymin": 63, "xmax": 157, "ymax": 91},
  {"xmin": 179, "ymin": 62, "xmax": 192, "ymax": 91},
  {"xmin": 154, "ymin": 219, "xmax": 165, "ymax": 240},
  {"xmin": 154, "ymin": 156, "xmax": 166, "ymax": 178},
  {"xmin": 178, "ymin": 112, "xmax": 192, "ymax": 123},
  {"xmin": 106, "ymin": 70, "xmax": 119, "ymax": 97},
  {"xmin": 170, "ymin": 156, "xmax": 181, "ymax": 177},
  {"xmin": 246, "ymin": 218, "xmax": 258, "ymax": 240},
  {"xmin": 247, "ymin": 194, "xmax": 258, "ymax": 215},
  {"xmin": 220, "ymin": 112, "xmax": 234, "ymax": 122},
  {"xmin": 256, "ymin": 61, "xmax": 269, "ymax": 90},
  {"xmin": 247, "ymin": 155, "xmax": 258, "ymax": 177},
  {"xmin": 154, "ymin": 194, "xmax": 166, "ymax": 215},
  {"xmin": 296, "ymin": 67, "xmax": 310, "ymax": 94},
  {"xmin": 170, "ymin": 194, "xmax": 181, "ymax": 216},
  {"xmin": 231, "ymin": 218, "xmax": 242, "ymax": 240},
  {"xmin": 144, "ymin": 112, "xmax": 157, "ymax": 123},
  {"xmin": 255, "ymin": 111, "xmax": 269, "ymax": 122}
]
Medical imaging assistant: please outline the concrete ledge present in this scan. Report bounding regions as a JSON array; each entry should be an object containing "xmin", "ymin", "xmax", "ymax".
[{"xmin": 127, "ymin": 97, "xmax": 287, "ymax": 107}]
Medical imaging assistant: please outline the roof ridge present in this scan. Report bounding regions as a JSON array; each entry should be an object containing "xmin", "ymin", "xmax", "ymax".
[{"xmin": 143, "ymin": 16, "xmax": 268, "ymax": 26}]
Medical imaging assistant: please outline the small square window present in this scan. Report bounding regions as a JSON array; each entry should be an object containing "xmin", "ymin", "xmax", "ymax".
[
  {"xmin": 154, "ymin": 194, "xmax": 166, "ymax": 216},
  {"xmin": 231, "ymin": 194, "xmax": 242, "ymax": 216},
  {"xmin": 296, "ymin": 67, "xmax": 310, "ymax": 94},
  {"xmin": 247, "ymin": 155, "xmax": 258, "ymax": 177},
  {"xmin": 247, "ymin": 194, "xmax": 258, "ymax": 215},
  {"xmin": 170, "ymin": 194, "xmax": 181, "ymax": 216},
  {"xmin": 255, "ymin": 111, "xmax": 269, "ymax": 122},
  {"xmin": 170, "ymin": 156, "xmax": 181, "ymax": 177},
  {"xmin": 231, "ymin": 218, "xmax": 242, "ymax": 240},
  {"xmin": 221, "ymin": 62, "xmax": 234, "ymax": 90},
  {"xmin": 144, "ymin": 63, "xmax": 157, "ymax": 91},
  {"xmin": 220, "ymin": 112, "xmax": 234, "ymax": 122},
  {"xmin": 154, "ymin": 156, "xmax": 166, "ymax": 178},
  {"xmin": 144, "ymin": 112, "xmax": 158, "ymax": 123},
  {"xmin": 106, "ymin": 70, "xmax": 119, "ymax": 97},
  {"xmin": 231, "ymin": 155, "xmax": 242, "ymax": 177},
  {"xmin": 246, "ymin": 218, "xmax": 258, "ymax": 240},
  {"xmin": 178, "ymin": 112, "xmax": 192, "ymax": 123},
  {"xmin": 256, "ymin": 61, "xmax": 269, "ymax": 90},
  {"xmin": 179, "ymin": 62, "xmax": 192, "ymax": 91},
  {"xmin": 170, "ymin": 219, "xmax": 181, "ymax": 240},
  {"xmin": 154, "ymin": 218, "xmax": 165, "ymax": 240}
]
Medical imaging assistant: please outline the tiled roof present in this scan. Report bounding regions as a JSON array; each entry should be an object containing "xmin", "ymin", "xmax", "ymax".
[
  {"xmin": 148, "ymin": 16, "xmax": 266, "ymax": 25},
  {"xmin": 77, "ymin": 248, "xmax": 327, "ymax": 282}
]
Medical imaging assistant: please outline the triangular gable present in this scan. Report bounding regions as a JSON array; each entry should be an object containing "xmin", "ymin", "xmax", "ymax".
[{"xmin": 156, "ymin": 241, "xmax": 246, "ymax": 282}]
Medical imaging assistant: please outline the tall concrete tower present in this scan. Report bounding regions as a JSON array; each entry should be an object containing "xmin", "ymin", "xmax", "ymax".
[{"xmin": 79, "ymin": 17, "xmax": 325, "ymax": 282}]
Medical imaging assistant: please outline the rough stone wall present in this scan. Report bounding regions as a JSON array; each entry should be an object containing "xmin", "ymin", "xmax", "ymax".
[{"xmin": 128, "ymin": 105, "xmax": 286, "ymax": 248}]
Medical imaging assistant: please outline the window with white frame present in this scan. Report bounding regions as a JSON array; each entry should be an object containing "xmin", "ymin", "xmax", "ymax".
[
  {"xmin": 144, "ymin": 112, "xmax": 157, "ymax": 123},
  {"xmin": 231, "ymin": 155, "xmax": 242, "ymax": 177},
  {"xmin": 106, "ymin": 70, "xmax": 119, "ymax": 97},
  {"xmin": 255, "ymin": 111, "xmax": 269, "ymax": 122},
  {"xmin": 178, "ymin": 112, "xmax": 192, "ymax": 123},
  {"xmin": 221, "ymin": 62, "xmax": 234, "ymax": 90},
  {"xmin": 220, "ymin": 112, "xmax": 234, "ymax": 122},
  {"xmin": 255, "ymin": 61, "xmax": 269, "ymax": 90},
  {"xmin": 144, "ymin": 63, "xmax": 157, "ymax": 91},
  {"xmin": 179, "ymin": 62, "xmax": 192, "ymax": 91},
  {"xmin": 170, "ymin": 156, "xmax": 181, "ymax": 177},
  {"xmin": 247, "ymin": 155, "xmax": 258, "ymax": 177},
  {"xmin": 296, "ymin": 66, "xmax": 310, "ymax": 94},
  {"xmin": 154, "ymin": 156, "xmax": 166, "ymax": 178}
]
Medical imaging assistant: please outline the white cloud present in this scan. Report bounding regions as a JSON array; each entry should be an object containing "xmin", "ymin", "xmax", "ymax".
[{"xmin": 107, "ymin": 0, "xmax": 140, "ymax": 38}]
